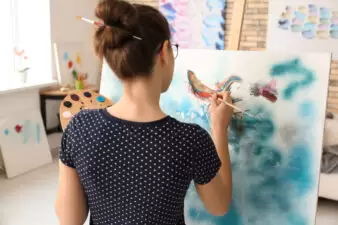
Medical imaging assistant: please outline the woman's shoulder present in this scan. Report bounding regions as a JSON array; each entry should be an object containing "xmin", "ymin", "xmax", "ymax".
[
  {"xmin": 65, "ymin": 109, "xmax": 104, "ymax": 131},
  {"xmin": 169, "ymin": 117, "xmax": 209, "ymax": 137}
]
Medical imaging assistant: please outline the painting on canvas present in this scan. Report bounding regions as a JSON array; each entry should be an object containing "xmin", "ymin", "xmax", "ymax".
[
  {"xmin": 0, "ymin": 110, "xmax": 52, "ymax": 178},
  {"xmin": 159, "ymin": 0, "xmax": 226, "ymax": 49},
  {"xmin": 54, "ymin": 42, "xmax": 99, "ymax": 86},
  {"xmin": 100, "ymin": 50, "xmax": 331, "ymax": 225},
  {"xmin": 267, "ymin": 0, "xmax": 338, "ymax": 59}
]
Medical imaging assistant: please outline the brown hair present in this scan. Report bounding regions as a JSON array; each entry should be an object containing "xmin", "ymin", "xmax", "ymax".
[{"xmin": 94, "ymin": 0, "xmax": 171, "ymax": 79}]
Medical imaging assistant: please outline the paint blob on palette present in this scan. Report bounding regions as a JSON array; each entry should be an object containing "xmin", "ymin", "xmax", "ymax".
[
  {"xmin": 277, "ymin": 4, "xmax": 338, "ymax": 39},
  {"xmin": 159, "ymin": 0, "xmax": 226, "ymax": 50},
  {"xmin": 59, "ymin": 90, "xmax": 113, "ymax": 130}
]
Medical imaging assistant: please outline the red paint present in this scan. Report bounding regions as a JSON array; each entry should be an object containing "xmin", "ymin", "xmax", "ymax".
[
  {"xmin": 68, "ymin": 60, "xmax": 73, "ymax": 69},
  {"xmin": 195, "ymin": 91, "xmax": 212, "ymax": 98},
  {"xmin": 262, "ymin": 90, "xmax": 277, "ymax": 103},
  {"xmin": 15, "ymin": 125, "xmax": 23, "ymax": 133}
]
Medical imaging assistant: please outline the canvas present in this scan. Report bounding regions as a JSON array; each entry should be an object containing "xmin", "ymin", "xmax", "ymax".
[
  {"xmin": 267, "ymin": 0, "xmax": 338, "ymax": 59},
  {"xmin": 159, "ymin": 0, "xmax": 226, "ymax": 49},
  {"xmin": 100, "ymin": 50, "xmax": 331, "ymax": 225},
  {"xmin": 0, "ymin": 109, "xmax": 52, "ymax": 178}
]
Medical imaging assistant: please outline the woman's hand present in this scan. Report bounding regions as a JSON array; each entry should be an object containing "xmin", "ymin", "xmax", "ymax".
[{"xmin": 209, "ymin": 91, "xmax": 233, "ymax": 133}]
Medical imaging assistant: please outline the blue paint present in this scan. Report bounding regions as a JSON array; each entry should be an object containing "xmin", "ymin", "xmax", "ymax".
[
  {"xmin": 36, "ymin": 124, "xmax": 41, "ymax": 144},
  {"xmin": 161, "ymin": 3, "xmax": 176, "ymax": 14},
  {"xmin": 63, "ymin": 52, "xmax": 69, "ymax": 61},
  {"xmin": 270, "ymin": 58, "xmax": 315, "ymax": 100},
  {"xmin": 299, "ymin": 100, "xmax": 315, "ymax": 118},
  {"xmin": 206, "ymin": 0, "xmax": 226, "ymax": 11},
  {"xmin": 22, "ymin": 120, "xmax": 31, "ymax": 144},
  {"xmin": 4, "ymin": 129, "xmax": 9, "ymax": 136},
  {"xmin": 278, "ymin": 19, "xmax": 289, "ymax": 30},
  {"xmin": 294, "ymin": 11, "xmax": 306, "ymax": 21},
  {"xmin": 188, "ymin": 200, "xmax": 241, "ymax": 225},
  {"xmin": 96, "ymin": 96, "xmax": 105, "ymax": 103},
  {"xmin": 284, "ymin": 144, "xmax": 313, "ymax": 195}
]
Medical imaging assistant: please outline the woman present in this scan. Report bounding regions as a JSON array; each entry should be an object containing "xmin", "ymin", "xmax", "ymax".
[{"xmin": 55, "ymin": 0, "xmax": 233, "ymax": 224}]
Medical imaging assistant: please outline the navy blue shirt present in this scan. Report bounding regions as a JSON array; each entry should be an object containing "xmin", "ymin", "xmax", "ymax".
[{"xmin": 60, "ymin": 109, "xmax": 221, "ymax": 225}]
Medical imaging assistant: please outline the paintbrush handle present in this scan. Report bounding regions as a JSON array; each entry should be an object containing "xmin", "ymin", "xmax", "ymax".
[{"xmin": 222, "ymin": 101, "xmax": 256, "ymax": 118}]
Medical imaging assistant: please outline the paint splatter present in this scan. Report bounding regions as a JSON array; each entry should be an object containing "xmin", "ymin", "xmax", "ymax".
[
  {"xmin": 278, "ymin": 4, "xmax": 338, "ymax": 40},
  {"xmin": 15, "ymin": 125, "xmax": 23, "ymax": 133},
  {"xmin": 68, "ymin": 60, "xmax": 73, "ymax": 69},
  {"xmin": 63, "ymin": 52, "xmax": 69, "ymax": 61},
  {"xmin": 36, "ymin": 124, "xmax": 41, "ymax": 143},
  {"xmin": 299, "ymin": 100, "xmax": 315, "ymax": 118},
  {"xmin": 22, "ymin": 120, "xmax": 31, "ymax": 144},
  {"xmin": 270, "ymin": 58, "xmax": 315, "ymax": 100}
]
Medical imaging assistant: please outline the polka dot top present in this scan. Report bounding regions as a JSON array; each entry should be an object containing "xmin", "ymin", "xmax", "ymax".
[{"xmin": 59, "ymin": 109, "xmax": 221, "ymax": 225}]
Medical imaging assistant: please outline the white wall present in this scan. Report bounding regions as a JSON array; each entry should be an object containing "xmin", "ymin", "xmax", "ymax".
[{"xmin": 46, "ymin": 0, "xmax": 99, "ymax": 129}]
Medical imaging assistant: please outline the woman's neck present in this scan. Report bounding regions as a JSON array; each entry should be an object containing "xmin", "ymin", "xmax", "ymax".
[{"xmin": 107, "ymin": 76, "xmax": 166, "ymax": 122}]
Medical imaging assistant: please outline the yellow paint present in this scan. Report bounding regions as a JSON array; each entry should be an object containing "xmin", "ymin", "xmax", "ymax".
[
  {"xmin": 308, "ymin": 16, "xmax": 318, "ymax": 24},
  {"xmin": 76, "ymin": 52, "xmax": 82, "ymax": 65},
  {"xmin": 317, "ymin": 31, "xmax": 329, "ymax": 39},
  {"xmin": 298, "ymin": 6, "xmax": 307, "ymax": 13}
]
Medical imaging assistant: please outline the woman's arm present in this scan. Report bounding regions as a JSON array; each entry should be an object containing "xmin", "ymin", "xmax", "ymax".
[
  {"xmin": 55, "ymin": 161, "xmax": 88, "ymax": 225},
  {"xmin": 195, "ymin": 127, "xmax": 232, "ymax": 216},
  {"xmin": 194, "ymin": 92, "xmax": 233, "ymax": 216}
]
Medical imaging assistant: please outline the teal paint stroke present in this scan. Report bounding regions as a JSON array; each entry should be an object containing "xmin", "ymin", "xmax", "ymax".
[
  {"xmin": 20, "ymin": 121, "xmax": 41, "ymax": 144},
  {"xmin": 36, "ymin": 124, "xmax": 41, "ymax": 144},
  {"xmin": 22, "ymin": 120, "xmax": 31, "ymax": 144},
  {"xmin": 270, "ymin": 58, "xmax": 315, "ymax": 100}
]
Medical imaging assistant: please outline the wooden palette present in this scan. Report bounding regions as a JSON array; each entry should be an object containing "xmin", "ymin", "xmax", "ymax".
[{"xmin": 59, "ymin": 90, "xmax": 113, "ymax": 130}]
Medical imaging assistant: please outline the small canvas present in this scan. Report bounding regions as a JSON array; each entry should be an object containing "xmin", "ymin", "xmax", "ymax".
[
  {"xmin": 159, "ymin": 0, "xmax": 226, "ymax": 49},
  {"xmin": 54, "ymin": 42, "xmax": 99, "ymax": 86},
  {"xmin": 100, "ymin": 50, "xmax": 331, "ymax": 225},
  {"xmin": 267, "ymin": 0, "xmax": 338, "ymax": 59},
  {"xmin": 0, "ymin": 110, "xmax": 52, "ymax": 178}
]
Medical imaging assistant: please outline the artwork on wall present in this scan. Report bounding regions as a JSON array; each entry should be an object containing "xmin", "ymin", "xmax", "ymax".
[
  {"xmin": 54, "ymin": 42, "xmax": 97, "ymax": 87},
  {"xmin": 267, "ymin": 0, "xmax": 338, "ymax": 59},
  {"xmin": 159, "ymin": 0, "xmax": 226, "ymax": 50},
  {"xmin": 100, "ymin": 49, "xmax": 331, "ymax": 225},
  {"xmin": 0, "ymin": 110, "xmax": 52, "ymax": 178}
]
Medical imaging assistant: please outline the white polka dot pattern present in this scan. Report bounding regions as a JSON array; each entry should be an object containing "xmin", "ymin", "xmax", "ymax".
[{"xmin": 59, "ymin": 109, "xmax": 221, "ymax": 225}]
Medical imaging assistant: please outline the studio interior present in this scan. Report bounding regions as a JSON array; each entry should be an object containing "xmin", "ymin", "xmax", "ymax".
[{"xmin": 0, "ymin": 0, "xmax": 338, "ymax": 225}]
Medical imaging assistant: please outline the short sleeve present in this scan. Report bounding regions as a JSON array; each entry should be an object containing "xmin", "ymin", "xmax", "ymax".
[
  {"xmin": 59, "ymin": 118, "xmax": 77, "ymax": 168},
  {"xmin": 193, "ymin": 127, "xmax": 222, "ymax": 185}
]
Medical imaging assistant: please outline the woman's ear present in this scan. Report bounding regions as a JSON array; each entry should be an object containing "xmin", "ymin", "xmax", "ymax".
[{"xmin": 159, "ymin": 40, "xmax": 170, "ymax": 66}]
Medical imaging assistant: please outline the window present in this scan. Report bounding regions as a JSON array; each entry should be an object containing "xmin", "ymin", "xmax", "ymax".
[{"xmin": 0, "ymin": 0, "xmax": 53, "ymax": 86}]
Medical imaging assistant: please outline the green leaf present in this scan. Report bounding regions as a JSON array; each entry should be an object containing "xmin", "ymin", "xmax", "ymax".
[{"xmin": 72, "ymin": 70, "xmax": 78, "ymax": 79}]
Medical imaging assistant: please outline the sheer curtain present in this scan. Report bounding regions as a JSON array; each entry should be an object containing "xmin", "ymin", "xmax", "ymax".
[
  {"xmin": 0, "ymin": 1, "xmax": 14, "ymax": 85},
  {"xmin": 0, "ymin": 0, "xmax": 52, "ymax": 86}
]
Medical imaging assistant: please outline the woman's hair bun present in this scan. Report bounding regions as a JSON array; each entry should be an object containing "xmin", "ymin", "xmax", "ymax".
[
  {"xmin": 94, "ymin": 0, "xmax": 139, "ymax": 58},
  {"xmin": 95, "ymin": 0, "xmax": 138, "ymax": 30}
]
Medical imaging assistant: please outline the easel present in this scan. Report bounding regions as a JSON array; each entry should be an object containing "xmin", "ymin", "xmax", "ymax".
[{"xmin": 227, "ymin": 0, "xmax": 246, "ymax": 51}]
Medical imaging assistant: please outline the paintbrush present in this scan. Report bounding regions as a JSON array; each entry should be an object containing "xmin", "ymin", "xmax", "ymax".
[
  {"xmin": 217, "ymin": 92, "xmax": 257, "ymax": 119},
  {"xmin": 76, "ymin": 16, "xmax": 142, "ymax": 40}
]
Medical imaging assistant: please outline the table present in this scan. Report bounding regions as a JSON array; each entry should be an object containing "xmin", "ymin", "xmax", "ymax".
[{"xmin": 39, "ymin": 85, "xmax": 98, "ymax": 134}]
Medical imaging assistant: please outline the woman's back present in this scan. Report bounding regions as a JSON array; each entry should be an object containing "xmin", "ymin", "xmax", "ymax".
[{"xmin": 60, "ymin": 109, "xmax": 221, "ymax": 225}]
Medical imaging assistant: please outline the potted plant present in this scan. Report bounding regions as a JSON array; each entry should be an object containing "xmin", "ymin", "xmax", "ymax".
[{"xmin": 14, "ymin": 46, "xmax": 30, "ymax": 83}]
